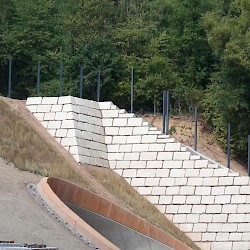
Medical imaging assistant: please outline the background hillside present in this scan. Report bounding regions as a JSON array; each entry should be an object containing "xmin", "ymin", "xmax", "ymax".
[{"xmin": 0, "ymin": 0, "xmax": 249, "ymax": 165}]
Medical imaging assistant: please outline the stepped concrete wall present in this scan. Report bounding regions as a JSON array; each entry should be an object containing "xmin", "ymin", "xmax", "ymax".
[{"xmin": 27, "ymin": 96, "xmax": 250, "ymax": 250}]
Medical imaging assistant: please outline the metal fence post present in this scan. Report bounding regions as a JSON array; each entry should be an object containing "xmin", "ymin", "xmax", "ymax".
[
  {"xmin": 248, "ymin": 135, "xmax": 250, "ymax": 177},
  {"xmin": 194, "ymin": 107, "xmax": 198, "ymax": 151},
  {"xmin": 165, "ymin": 91, "xmax": 169, "ymax": 135},
  {"xmin": 162, "ymin": 91, "xmax": 166, "ymax": 134},
  {"xmin": 97, "ymin": 67, "xmax": 100, "ymax": 102},
  {"xmin": 227, "ymin": 123, "xmax": 231, "ymax": 169},
  {"xmin": 59, "ymin": 62, "xmax": 63, "ymax": 96},
  {"xmin": 37, "ymin": 61, "xmax": 40, "ymax": 96},
  {"xmin": 8, "ymin": 57, "xmax": 12, "ymax": 98},
  {"xmin": 80, "ymin": 66, "xmax": 83, "ymax": 98},
  {"xmin": 130, "ymin": 67, "xmax": 134, "ymax": 113}
]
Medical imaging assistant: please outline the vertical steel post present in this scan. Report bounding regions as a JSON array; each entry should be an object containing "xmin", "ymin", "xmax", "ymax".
[
  {"xmin": 80, "ymin": 66, "xmax": 83, "ymax": 98},
  {"xmin": 37, "ymin": 61, "xmax": 40, "ymax": 96},
  {"xmin": 227, "ymin": 123, "xmax": 231, "ymax": 169},
  {"xmin": 248, "ymin": 135, "xmax": 250, "ymax": 177},
  {"xmin": 194, "ymin": 107, "xmax": 198, "ymax": 151},
  {"xmin": 60, "ymin": 62, "xmax": 63, "ymax": 96},
  {"xmin": 130, "ymin": 67, "xmax": 134, "ymax": 113},
  {"xmin": 165, "ymin": 91, "xmax": 169, "ymax": 135},
  {"xmin": 8, "ymin": 57, "xmax": 12, "ymax": 98},
  {"xmin": 97, "ymin": 68, "xmax": 100, "ymax": 102},
  {"xmin": 162, "ymin": 91, "xmax": 166, "ymax": 134}
]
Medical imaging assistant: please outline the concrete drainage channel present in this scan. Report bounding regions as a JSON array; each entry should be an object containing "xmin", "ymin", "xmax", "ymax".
[{"xmin": 0, "ymin": 242, "xmax": 58, "ymax": 250}]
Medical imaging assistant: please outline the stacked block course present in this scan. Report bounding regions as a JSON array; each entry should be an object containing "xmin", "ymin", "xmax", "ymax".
[{"xmin": 27, "ymin": 96, "xmax": 250, "ymax": 250}]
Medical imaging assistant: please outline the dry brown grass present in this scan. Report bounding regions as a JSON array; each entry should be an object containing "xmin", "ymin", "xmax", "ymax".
[{"xmin": 0, "ymin": 98, "xmax": 199, "ymax": 250}]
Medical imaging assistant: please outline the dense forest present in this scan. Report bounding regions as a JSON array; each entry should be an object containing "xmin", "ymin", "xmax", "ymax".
[{"xmin": 0, "ymin": 0, "xmax": 250, "ymax": 164}]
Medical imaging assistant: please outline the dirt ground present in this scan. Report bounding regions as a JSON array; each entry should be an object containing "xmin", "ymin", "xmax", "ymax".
[
  {"xmin": 143, "ymin": 115, "xmax": 248, "ymax": 176},
  {"xmin": 0, "ymin": 157, "xmax": 93, "ymax": 250}
]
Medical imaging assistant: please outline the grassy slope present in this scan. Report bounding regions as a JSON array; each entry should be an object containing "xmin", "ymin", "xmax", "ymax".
[{"xmin": 0, "ymin": 98, "xmax": 199, "ymax": 250}]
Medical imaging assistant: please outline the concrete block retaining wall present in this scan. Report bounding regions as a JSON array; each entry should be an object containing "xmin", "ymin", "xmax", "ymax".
[{"xmin": 27, "ymin": 96, "xmax": 250, "ymax": 250}]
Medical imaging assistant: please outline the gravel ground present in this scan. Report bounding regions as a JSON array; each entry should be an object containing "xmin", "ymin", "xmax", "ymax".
[{"xmin": 0, "ymin": 158, "xmax": 95, "ymax": 250}]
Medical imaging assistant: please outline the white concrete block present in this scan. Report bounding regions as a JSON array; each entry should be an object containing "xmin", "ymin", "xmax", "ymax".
[
  {"xmin": 58, "ymin": 96, "xmax": 76, "ymax": 104},
  {"xmin": 237, "ymin": 204, "xmax": 250, "ymax": 213},
  {"xmin": 207, "ymin": 223, "xmax": 223, "ymax": 232},
  {"xmin": 37, "ymin": 105, "xmax": 52, "ymax": 113},
  {"xmin": 107, "ymin": 144, "xmax": 120, "ymax": 153},
  {"xmin": 201, "ymin": 195, "xmax": 215, "ymax": 204},
  {"xmin": 146, "ymin": 160, "xmax": 163, "ymax": 169},
  {"xmin": 232, "ymin": 242, "xmax": 250, "ymax": 250},
  {"xmin": 172, "ymin": 195, "xmax": 186, "ymax": 204},
  {"xmin": 190, "ymin": 155, "xmax": 201, "ymax": 160},
  {"xmin": 56, "ymin": 129, "xmax": 67, "ymax": 137},
  {"xmin": 47, "ymin": 120, "xmax": 61, "ymax": 129},
  {"xmin": 218, "ymin": 177, "xmax": 234, "ymax": 185},
  {"xmin": 102, "ymin": 118, "xmax": 113, "ymax": 127},
  {"xmin": 166, "ymin": 205, "xmax": 179, "ymax": 214},
  {"xmin": 199, "ymin": 168, "xmax": 214, "ymax": 177},
  {"xmin": 148, "ymin": 144, "xmax": 165, "ymax": 152},
  {"xmin": 187, "ymin": 177, "xmax": 203, "ymax": 186},
  {"xmin": 113, "ymin": 118, "xmax": 127, "ymax": 126},
  {"xmin": 127, "ymin": 118, "xmax": 143, "ymax": 126},
  {"xmin": 105, "ymin": 127, "xmax": 119, "ymax": 135},
  {"xmin": 213, "ymin": 168, "xmax": 230, "ymax": 177},
  {"xmin": 240, "ymin": 185, "xmax": 250, "ymax": 194},
  {"xmin": 159, "ymin": 178, "xmax": 175, "ymax": 186},
  {"xmin": 42, "ymin": 97, "xmax": 58, "ymax": 104},
  {"xmin": 151, "ymin": 186, "xmax": 166, "ymax": 195},
  {"xmin": 66, "ymin": 112, "xmax": 79, "ymax": 121},
  {"xmin": 185, "ymin": 169, "xmax": 199, "ymax": 177},
  {"xmin": 164, "ymin": 143, "xmax": 181, "ymax": 151},
  {"xmin": 126, "ymin": 135, "xmax": 141, "ymax": 144},
  {"xmin": 238, "ymin": 223, "xmax": 250, "ymax": 232},
  {"xmin": 194, "ymin": 160, "xmax": 208, "ymax": 168},
  {"xmin": 145, "ymin": 195, "xmax": 159, "ymax": 204},
  {"xmin": 157, "ymin": 138, "xmax": 176, "ymax": 143},
  {"xmin": 41, "ymin": 121, "xmax": 48, "ymax": 128},
  {"xmin": 26, "ymin": 105, "xmax": 37, "ymax": 113},
  {"xmin": 222, "ymin": 204, "xmax": 237, "ymax": 214},
  {"xmin": 214, "ymin": 195, "xmax": 231, "ymax": 204},
  {"xmin": 61, "ymin": 120, "xmax": 78, "ymax": 129},
  {"xmin": 216, "ymin": 232, "xmax": 229, "ymax": 241},
  {"xmin": 186, "ymin": 196, "xmax": 201, "ymax": 204},
  {"xmin": 99, "ymin": 101, "xmax": 112, "ymax": 110},
  {"xmin": 178, "ymin": 205, "xmax": 192, "ymax": 214},
  {"xmin": 123, "ymin": 152, "xmax": 139, "ymax": 161},
  {"xmin": 122, "ymin": 169, "xmax": 137, "ymax": 178},
  {"xmin": 54, "ymin": 112, "xmax": 67, "ymax": 120},
  {"xmin": 157, "ymin": 152, "xmax": 173, "ymax": 160},
  {"xmin": 112, "ymin": 135, "xmax": 127, "ymax": 144},
  {"xmin": 102, "ymin": 109, "xmax": 119, "ymax": 118},
  {"xmin": 206, "ymin": 205, "xmax": 222, "ymax": 213},
  {"xmin": 145, "ymin": 178, "xmax": 160, "ymax": 186},
  {"xmin": 182, "ymin": 160, "xmax": 195, "ymax": 168},
  {"xmin": 119, "ymin": 144, "xmax": 132, "ymax": 152},
  {"xmin": 137, "ymin": 169, "xmax": 156, "ymax": 178},
  {"xmin": 178, "ymin": 223, "xmax": 193, "ymax": 233},
  {"xmin": 159, "ymin": 195, "xmax": 173, "ymax": 204},
  {"xmin": 180, "ymin": 186, "xmax": 195, "ymax": 195},
  {"xmin": 140, "ymin": 152, "xmax": 157, "ymax": 161},
  {"xmin": 44, "ymin": 112, "xmax": 56, "ymax": 121},
  {"xmin": 155, "ymin": 169, "xmax": 170, "ymax": 177},
  {"xmin": 211, "ymin": 186, "xmax": 225, "ymax": 195},
  {"xmin": 199, "ymin": 214, "xmax": 213, "ymax": 223},
  {"xmin": 170, "ymin": 169, "xmax": 185, "ymax": 177},
  {"xmin": 186, "ymin": 214, "xmax": 199, "ymax": 223},
  {"xmin": 115, "ymin": 161, "xmax": 129, "ymax": 169},
  {"xmin": 173, "ymin": 214, "xmax": 186, "ymax": 223},
  {"xmin": 193, "ymin": 223, "xmax": 207, "ymax": 232},
  {"xmin": 132, "ymin": 144, "xmax": 149, "ymax": 152},
  {"xmin": 242, "ymin": 232, "xmax": 250, "ymax": 241},
  {"xmin": 119, "ymin": 127, "xmax": 133, "ymax": 135},
  {"xmin": 108, "ymin": 152, "xmax": 124, "ymax": 160},
  {"xmin": 163, "ymin": 160, "xmax": 182, "ymax": 169},
  {"xmin": 156, "ymin": 205, "xmax": 166, "ymax": 214},
  {"xmin": 173, "ymin": 152, "xmax": 190, "ymax": 160},
  {"xmin": 175, "ymin": 177, "xmax": 188, "ymax": 186},
  {"xmin": 203, "ymin": 177, "xmax": 218, "ymax": 186},
  {"xmin": 61, "ymin": 137, "xmax": 78, "ymax": 146},
  {"xmin": 69, "ymin": 146, "xmax": 79, "ymax": 155},
  {"xmin": 133, "ymin": 126, "xmax": 149, "ymax": 135},
  {"xmin": 212, "ymin": 214, "xmax": 228, "ymax": 223},
  {"xmin": 202, "ymin": 233, "xmax": 216, "ymax": 241},
  {"xmin": 131, "ymin": 178, "xmax": 145, "ymax": 186},
  {"xmin": 234, "ymin": 176, "xmax": 250, "ymax": 185},
  {"xmin": 26, "ymin": 97, "xmax": 42, "ymax": 105},
  {"xmin": 229, "ymin": 232, "xmax": 242, "ymax": 241},
  {"xmin": 224, "ymin": 185, "xmax": 240, "ymax": 194},
  {"xmin": 231, "ymin": 194, "xmax": 247, "ymax": 204},
  {"xmin": 141, "ymin": 135, "xmax": 157, "ymax": 143},
  {"xmin": 130, "ymin": 160, "xmax": 146, "ymax": 169},
  {"xmin": 166, "ymin": 186, "xmax": 180, "ymax": 195},
  {"xmin": 195, "ymin": 186, "xmax": 211, "ymax": 195},
  {"xmin": 34, "ymin": 113, "xmax": 44, "ymax": 121},
  {"xmin": 137, "ymin": 187, "xmax": 153, "ymax": 195}
]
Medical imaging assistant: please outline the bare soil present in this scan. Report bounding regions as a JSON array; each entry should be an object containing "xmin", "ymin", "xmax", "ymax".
[{"xmin": 143, "ymin": 115, "xmax": 248, "ymax": 176}]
